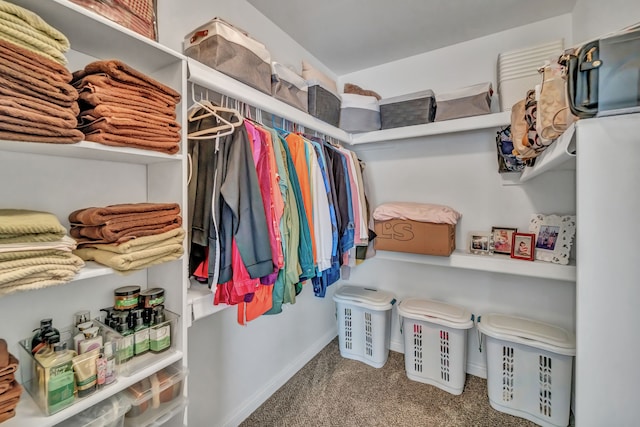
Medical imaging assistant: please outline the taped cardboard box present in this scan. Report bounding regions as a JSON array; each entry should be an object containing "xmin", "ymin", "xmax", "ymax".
[{"xmin": 374, "ymin": 219, "xmax": 455, "ymax": 256}]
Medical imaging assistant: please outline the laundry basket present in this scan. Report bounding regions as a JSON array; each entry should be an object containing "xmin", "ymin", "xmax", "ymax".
[
  {"xmin": 333, "ymin": 285, "xmax": 396, "ymax": 368},
  {"xmin": 397, "ymin": 298, "xmax": 473, "ymax": 395},
  {"xmin": 477, "ymin": 314, "xmax": 575, "ymax": 427}
]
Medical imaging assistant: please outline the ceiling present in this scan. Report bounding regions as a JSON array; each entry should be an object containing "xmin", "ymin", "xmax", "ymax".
[{"xmin": 247, "ymin": 0, "xmax": 577, "ymax": 75}]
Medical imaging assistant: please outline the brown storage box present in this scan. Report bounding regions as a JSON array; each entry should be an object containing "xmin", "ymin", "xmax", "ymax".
[{"xmin": 374, "ymin": 219, "xmax": 455, "ymax": 256}]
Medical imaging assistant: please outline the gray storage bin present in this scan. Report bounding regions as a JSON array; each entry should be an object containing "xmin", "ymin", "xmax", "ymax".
[
  {"xmin": 339, "ymin": 93, "xmax": 380, "ymax": 132},
  {"xmin": 271, "ymin": 62, "xmax": 308, "ymax": 112},
  {"xmin": 379, "ymin": 89, "xmax": 436, "ymax": 129},
  {"xmin": 183, "ymin": 18, "xmax": 272, "ymax": 95},
  {"xmin": 435, "ymin": 82, "xmax": 493, "ymax": 121},
  {"xmin": 308, "ymin": 81, "xmax": 341, "ymax": 127}
]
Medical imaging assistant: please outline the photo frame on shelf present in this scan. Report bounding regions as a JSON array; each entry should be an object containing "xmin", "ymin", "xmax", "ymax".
[
  {"xmin": 467, "ymin": 231, "xmax": 493, "ymax": 256},
  {"xmin": 511, "ymin": 232, "xmax": 535, "ymax": 261},
  {"xmin": 491, "ymin": 226, "xmax": 518, "ymax": 255},
  {"xmin": 529, "ymin": 214, "xmax": 576, "ymax": 265}
]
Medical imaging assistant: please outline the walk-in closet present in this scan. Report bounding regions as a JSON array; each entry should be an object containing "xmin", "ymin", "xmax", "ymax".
[{"xmin": 0, "ymin": 1, "xmax": 639, "ymax": 426}]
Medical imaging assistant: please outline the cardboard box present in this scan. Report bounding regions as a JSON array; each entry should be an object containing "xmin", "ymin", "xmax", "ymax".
[{"xmin": 374, "ymin": 219, "xmax": 455, "ymax": 256}]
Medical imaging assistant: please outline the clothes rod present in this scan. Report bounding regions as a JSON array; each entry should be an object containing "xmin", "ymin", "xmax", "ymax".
[{"xmin": 187, "ymin": 58, "xmax": 351, "ymax": 143}]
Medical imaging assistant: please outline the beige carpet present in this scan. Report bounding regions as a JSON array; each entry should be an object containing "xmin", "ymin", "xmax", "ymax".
[{"xmin": 240, "ymin": 338, "xmax": 542, "ymax": 427}]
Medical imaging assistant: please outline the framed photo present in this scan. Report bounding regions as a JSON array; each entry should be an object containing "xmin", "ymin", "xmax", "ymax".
[
  {"xmin": 511, "ymin": 232, "xmax": 535, "ymax": 261},
  {"xmin": 491, "ymin": 226, "xmax": 518, "ymax": 255},
  {"xmin": 467, "ymin": 231, "xmax": 493, "ymax": 256},
  {"xmin": 529, "ymin": 214, "xmax": 576, "ymax": 265}
]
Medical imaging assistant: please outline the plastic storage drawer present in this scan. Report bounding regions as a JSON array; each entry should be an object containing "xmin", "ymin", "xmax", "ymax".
[
  {"xmin": 333, "ymin": 285, "xmax": 396, "ymax": 368},
  {"xmin": 124, "ymin": 364, "xmax": 188, "ymax": 426},
  {"xmin": 477, "ymin": 313, "xmax": 575, "ymax": 427},
  {"xmin": 58, "ymin": 393, "xmax": 131, "ymax": 427},
  {"xmin": 397, "ymin": 298, "xmax": 474, "ymax": 395}
]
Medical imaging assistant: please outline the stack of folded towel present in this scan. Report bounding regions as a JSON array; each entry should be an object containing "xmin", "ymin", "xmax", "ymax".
[
  {"xmin": 0, "ymin": 2, "xmax": 83, "ymax": 144},
  {"xmin": 0, "ymin": 210, "xmax": 84, "ymax": 297},
  {"xmin": 72, "ymin": 60, "xmax": 182, "ymax": 154},
  {"xmin": 70, "ymin": 203, "xmax": 185, "ymax": 272},
  {"xmin": 0, "ymin": 339, "xmax": 21, "ymax": 424}
]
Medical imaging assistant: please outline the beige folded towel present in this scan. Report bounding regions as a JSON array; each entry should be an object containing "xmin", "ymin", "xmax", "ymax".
[{"xmin": 74, "ymin": 242, "xmax": 184, "ymax": 272}]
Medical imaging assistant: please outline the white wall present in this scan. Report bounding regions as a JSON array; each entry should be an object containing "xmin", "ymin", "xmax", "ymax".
[
  {"xmin": 156, "ymin": 0, "xmax": 336, "ymax": 79},
  {"xmin": 187, "ymin": 285, "xmax": 338, "ymax": 427},
  {"xmin": 338, "ymin": 14, "xmax": 572, "ymax": 100},
  {"xmin": 349, "ymin": 129, "xmax": 577, "ymax": 376},
  {"xmin": 572, "ymin": 0, "xmax": 640, "ymax": 44}
]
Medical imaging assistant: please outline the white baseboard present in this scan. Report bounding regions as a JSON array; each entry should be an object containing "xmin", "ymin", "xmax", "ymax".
[
  {"xmin": 223, "ymin": 329, "xmax": 338, "ymax": 427},
  {"xmin": 390, "ymin": 339, "xmax": 487, "ymax": 379}
]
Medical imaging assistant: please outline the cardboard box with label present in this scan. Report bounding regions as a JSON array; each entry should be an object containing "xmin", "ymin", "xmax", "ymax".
[{"xmin": 374, "ymin": 219, "xmax": 456, "ymax": 256}]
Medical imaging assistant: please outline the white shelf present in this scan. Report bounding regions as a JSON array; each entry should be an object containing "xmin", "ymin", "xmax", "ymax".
[
  {"xmin": 519, "ymin": 123, "xmax": 577, "ymax": 182},
  {"xmin": 0, "ymin": 140, "xmax": 183, "ymax": 164},
  {"xmin": 4, "ymin": 350, "xmax": 183, "ymax": 427},
  {"xmin": 187, "ymin": 280, "xmax": 229, "ymax": 327},
  {"xmin": 351, "ymin": 111, "xmax": 511, "ymax": 145},
  {"xmin": 187, "ymin": 58, "xmax": 352, "ymax": 143},
  {"xmin": 375, "ymin": 250, "xmax": 576, "ymax": 282},
  {"xmin": 12, "ymin": 0, "xmax": 183, "ymax": 72}
]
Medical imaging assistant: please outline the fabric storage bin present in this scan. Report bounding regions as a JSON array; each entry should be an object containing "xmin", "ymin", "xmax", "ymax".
[
  {"xmin": 498, "ymin": 39, "xmax": 564, "ymax": 111},
  {"xmin": 333, "ymin": 285, "xmax": 396, "ymax": 368},
  {"xmin": 307, "ymin": 81, "xmax": 341, "ymax": 127},
  {"xmin": 271, "ymin": 62, "xmax": 308, "ymax": 112},
  {"xmin": 58, "ymin": 393, "xmax": 131, "ymax": 427},
  {"xmin": 397, "ymin": 298, "xmax": 473, "ymax": 395},
  {"xmin": 339, "ymin": 93, "xmax": 381, "ymax": 132},
  {"xmin": 434, "ymin": 82, "xmax": 493, "ymax": 121},
  {"xmin": 379, "ymin": 90, "xmax": 436, "ymax": 129},
  {"xmin": 184, "ymin": 18, "xmax": 272, "ymax": 95},
  {"xmin": 70, "ymin": 0, "xmax": 158, "ymax": 40},
  {"xmin": 477, "ymin": 314, "xmax": 576, "ymax": 427},
  {"xmin": 124, "ymin": 364, "xmax": 188, "ymax": 426}
]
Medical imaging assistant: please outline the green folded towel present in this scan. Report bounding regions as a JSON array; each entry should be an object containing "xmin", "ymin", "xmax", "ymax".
[{"xmin": 0, "ymin": 209, "xmax": 67, "ymax": 243}]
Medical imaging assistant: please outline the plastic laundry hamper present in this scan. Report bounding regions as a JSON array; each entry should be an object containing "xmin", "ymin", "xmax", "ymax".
[
  {"xmin": 477, "ymin": 314, "xmax": 576, "ymax": 427},
  {"xmin": 333, "ymin": 285, "xmax": 396, "ymax": 368},
  {"xmin": 397, "ymin": 298, "xmax": 474, "ymax": 395}
]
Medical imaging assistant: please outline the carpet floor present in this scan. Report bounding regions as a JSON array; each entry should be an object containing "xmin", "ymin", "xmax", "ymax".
[{"xmin": 240, "ymin": 338, "xmax": 544, "ymax": 427}]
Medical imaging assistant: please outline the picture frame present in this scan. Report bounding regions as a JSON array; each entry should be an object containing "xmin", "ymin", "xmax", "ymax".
[
  {"xmin": 491, "ymin": 226, "xmax": 518, "ymax": 255},
  {"xmin": 467, "ymin": 231, "xmax": 493, "ymax": 256},
  {"xmin": 511, "ymin": 232, "xmax": 535, "ymax": 261},
  {"xmin": 529, "ymin": 214, "xmax": 576, "ymax": 265}
]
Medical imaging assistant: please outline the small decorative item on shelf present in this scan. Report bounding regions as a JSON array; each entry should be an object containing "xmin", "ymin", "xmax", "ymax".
[
  {"xmin": 529, "ymin": 214, "xmax": 576, "ymax": 264},
  {"xmin": 510, "ymin": 232, "xmax": 535, "ymax": 261},
  {"xmin": 491, "ymin": 226, "xmax": 518, "ymax": 255},
  {"xmin": 467, "ymin": 231, "xmax": 493, "ymax": 256}
]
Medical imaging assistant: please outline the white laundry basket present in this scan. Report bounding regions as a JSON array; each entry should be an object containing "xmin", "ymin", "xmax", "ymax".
[
  {"xmin": 397, "ymin": 298, "xmax": 474, "ymax": 395},
  {"xmin": 333, "ymin": 285, "xmax": 396, "ymax": 368},
  {"xmin": 477, "ymin": 314, "xmax": 575, "ymax": 427}
]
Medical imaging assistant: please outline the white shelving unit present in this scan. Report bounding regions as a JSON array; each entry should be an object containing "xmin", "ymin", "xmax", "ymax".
[
  {"xmin": 0, "ymin": 1, "xmax": 188, "ymax": 426},
  {"xmin": 351, "ymin": 111, "xmax": 511, "ymax": 145},
  {"xmin": 375, "ymin": 250, "xmax": 576, "ymax": 281}
]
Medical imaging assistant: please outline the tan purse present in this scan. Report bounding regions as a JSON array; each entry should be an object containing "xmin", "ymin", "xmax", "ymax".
[
  {"xmin": 510, "ymin": 98, "xmax": 537, "ymax": 162},
  {"xmin": 536, "ymin": 63, "xmax": 576, "ymax": 141}
]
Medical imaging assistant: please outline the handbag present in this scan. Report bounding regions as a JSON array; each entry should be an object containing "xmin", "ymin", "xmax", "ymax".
[
  {"xmin": 510, "ymin": 98, "xmax": 537, "ymax": 163},
  {"xmin": 558, "ymin": 41, "xmax": 600, "ymax": 119},
  {"xmin": 496, "ymin": 126, "xmax": 525, "ymax": 173},
  {"xmin": 536, "ymin": 62, "xmax": 576, "ymax": 140}
]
